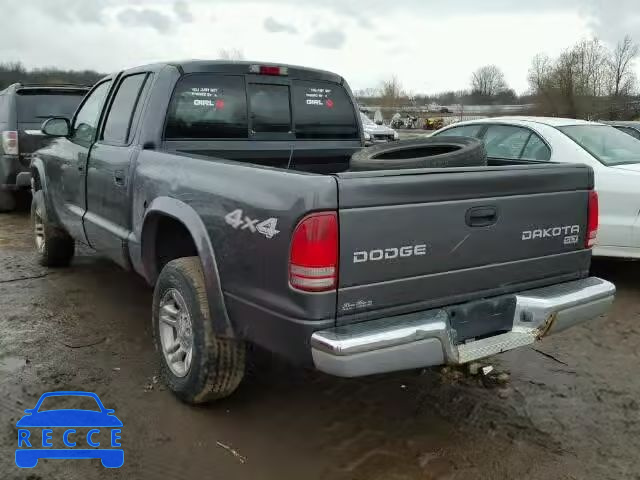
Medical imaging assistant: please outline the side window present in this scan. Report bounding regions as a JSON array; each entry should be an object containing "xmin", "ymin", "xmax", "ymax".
[
  {"xmin": 102, "ymin": 74, "xmax": 147, "ymax": 145},
  {"xmin": 521, "ymin": 132, "xmax": 551, "ymax": 161},
  {"xmin": 248, "ymin": 83, "xmax": 291, "ymax": 134},
  {"xmin": 483, "ymin": 125, "xmax": 531, "ymax": 159},
  {"xmin": 71, "ymin": 81, "xmax": 112, "ymax": 147},
  {"xmin": 165, "ymin": 74, "xmax": 248, "ymax": 139},
  {"xmin": 436, "ymin": 125, "xmax": 483, "ymax": 138},
  {"xmin": 0, "ymin": 95, "xmax": 6, "ymax": 123}
]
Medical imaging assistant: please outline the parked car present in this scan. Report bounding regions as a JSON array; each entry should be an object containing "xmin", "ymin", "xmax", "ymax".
[
  {"xmin": 360, "ymin": 112, "xmax": 399, "ymax": 145},
  {"xmin": 433, "ymin": 116, "xmax": 640, "ymax": 259},
  {"xmin": 30, "ymin": 62, "xmax": 614, "ymax": 404},
  {"xmin": 599, "ymin": 120, "xmax": 640, "ymax": 140},
  {"xmin": 0, "ymin": 83, "xmax": 89, "ymax": 211}
]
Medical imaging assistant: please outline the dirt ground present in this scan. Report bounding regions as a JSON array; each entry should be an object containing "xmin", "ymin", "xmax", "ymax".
[{"xmin": 1, "ymin": 210, "xmax": 639, "ymax": 480}]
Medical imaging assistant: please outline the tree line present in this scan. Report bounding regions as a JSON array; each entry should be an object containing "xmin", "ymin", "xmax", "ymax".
[
  {"xmin": 355, "ymin": 34, "xmax": 640, "ymax": 120},
  {"xmin": 528, "ymin": 35, "xmax": 639, "ymax": 119},
  {"xmin": 0, "ymin": 62, "xmax": 104, "ymax": 91}
]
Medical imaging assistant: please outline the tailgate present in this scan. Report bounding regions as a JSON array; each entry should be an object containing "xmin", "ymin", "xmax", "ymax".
[{"xmin": 336, "ymin": 164, "xmax": 593, "ymax": 323}]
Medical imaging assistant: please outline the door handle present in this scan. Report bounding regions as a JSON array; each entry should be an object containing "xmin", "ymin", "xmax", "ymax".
[
  {"xmin": 466, "ymin": 206, "xmax": 498, "ymax": 227},
  {"xmin": 114, "ymin": 169, "xmax": 125, "ymax": 186},
  {"xmin": 77, "ymin": 152, "xmax": 87, "ymax": 173}
]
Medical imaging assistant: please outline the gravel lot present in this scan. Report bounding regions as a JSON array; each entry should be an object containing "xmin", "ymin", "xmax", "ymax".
[{"xmin": 1, "ymin": 209, "xmax": 639, "ymax": 480}]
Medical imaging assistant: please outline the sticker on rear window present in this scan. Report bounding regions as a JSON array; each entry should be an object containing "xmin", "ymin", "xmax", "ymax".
[
  {"xmin": 185, "ymin": 87, "xmax": 226, "ymax": 108},
  {"xmin": 304, "ymin": 87, "xmax": 334, "ymax": 107}
]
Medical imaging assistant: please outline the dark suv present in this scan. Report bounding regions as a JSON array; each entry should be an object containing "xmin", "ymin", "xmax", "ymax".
[{"xmin": 0, "ymin": 83, "xmax": 88, "ymax": 211}]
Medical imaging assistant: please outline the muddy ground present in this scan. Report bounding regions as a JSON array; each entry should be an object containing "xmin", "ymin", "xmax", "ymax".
[{"xmin": 0, "ymin": 210, "xmax": 639, "ymax": 480}]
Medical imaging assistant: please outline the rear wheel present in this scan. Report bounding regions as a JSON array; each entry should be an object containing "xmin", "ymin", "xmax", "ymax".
[
  {"xmin": 31, "ymin": 190, "xmax": 75, "ymax": 267},
  {"xmin": 153, "ymin": 257, "xmax": 246, "ymax": 404}
]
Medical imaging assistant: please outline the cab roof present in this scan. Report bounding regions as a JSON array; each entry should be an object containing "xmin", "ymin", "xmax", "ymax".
[{"xmin": 120, "ymin": 60, "xmax": 345, "ymax": 85}]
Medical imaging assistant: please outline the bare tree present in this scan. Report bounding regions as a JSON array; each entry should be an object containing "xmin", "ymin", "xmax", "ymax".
[
  {"xmin": 379, "ymin": 75, "xmax": 403, "ymax": 107},
  {"xmin": 470, "ymin": 65, "xmax": 508, "ymax": 97},
  {"xmin": 573, "ymin": 38, "xmax": 607, "ymax": 97},
  {"xmin": 528, "ymin": 54, "xmax": 552, "ymax": 91},
  {"xmin": 553, "ymin": 49, "xmax": 581, "ymax": 117},
  {"xmin": 609, "ymin": 35, "xmax": 639, "ymax": 97},
  {"xmin": 218, "ymin": 48, "xmax": 245, "ymax": 60}
]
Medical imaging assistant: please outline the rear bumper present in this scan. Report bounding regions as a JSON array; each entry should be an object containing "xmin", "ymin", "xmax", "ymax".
[
  {"xmin": 0, "ymin": 154, "xmax": 30, "ymax": 189},
  {"xmin": 364, "ymin": 138, "xmax": 399, "ymax": 147},
  {"xmin": 311, "ymin": 277, "xmax": 615, "ymax": 377}
]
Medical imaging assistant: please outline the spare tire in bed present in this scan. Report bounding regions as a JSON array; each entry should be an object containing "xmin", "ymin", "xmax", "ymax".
[{"xmin": 350, "ymin": 136, "xmax": 487, "ymax": 171}]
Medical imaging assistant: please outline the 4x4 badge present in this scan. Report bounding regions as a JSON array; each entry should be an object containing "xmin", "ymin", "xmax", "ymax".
[{"xmin": 225, "ymin": 209, "xmax": 280, "ymax": 239}]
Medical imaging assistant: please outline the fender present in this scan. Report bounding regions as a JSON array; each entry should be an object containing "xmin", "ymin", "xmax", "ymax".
[
  {"xmin": 30, "ymin": 157, "xmax": 62, "ymax": 226},
  {"xmin": 139, "ymin": 197, "xmax": 233, "ymax": 338}
]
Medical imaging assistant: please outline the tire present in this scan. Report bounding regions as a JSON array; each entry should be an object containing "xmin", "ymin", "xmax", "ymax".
[
  {"xmin": 0, "ymin": 190, "xmax": 16, "ymax": 212},
  {"xmin": 153, "ymin": 257, "xmax": 246, "ymax": 404},
  {"xmin": 31, "ymin": 190, "xmax": 75, "ymax": 267},
  {"xmin": 350, "ymin": 136, "xmax": 487, "ymax": 171}
]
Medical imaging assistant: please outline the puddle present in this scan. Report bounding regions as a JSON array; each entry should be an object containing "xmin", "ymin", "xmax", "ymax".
[{"xmin": 0, "ymin": 356, "xmax": 25, "ymax": 373}]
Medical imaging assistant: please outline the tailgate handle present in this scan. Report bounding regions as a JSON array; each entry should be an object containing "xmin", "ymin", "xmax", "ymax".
[
  {"xmin": 466, "ymin": 206, "xmax": 498, "ymax": 227},
  {"xmin": 114, "ymin": 169, "xmax": 125, "ymax": 186}
]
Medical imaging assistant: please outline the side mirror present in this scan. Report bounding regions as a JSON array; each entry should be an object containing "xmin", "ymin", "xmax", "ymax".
[
  {"xmin": 23, "ymin": 409, "xmax": 34, "ymax": 415},
  {"xmin": 42, "ymin": 117, "xmax": 70, "ymax": 137}
]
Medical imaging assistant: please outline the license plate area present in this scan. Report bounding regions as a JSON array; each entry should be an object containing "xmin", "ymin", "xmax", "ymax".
[{"xmin": 446, "ymin": 295, "xmax": 516, "ymax": 344}]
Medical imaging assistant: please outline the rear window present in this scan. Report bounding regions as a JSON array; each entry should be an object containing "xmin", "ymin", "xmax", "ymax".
[
  {"xmin": 292, "ymin": 80, "xmax": 358, "ymax": 139},
  {"xmin": 165, "ymin": 75, "xmax": 248, "ymax": 139},
  {"xmin": 165, "ymin": 74, "xmax": 357, "ymax": 140},
  {"xmin": 248, "ymin": 83, "xmax": 291, "ymax": 133},
  {"xmin": 16, "ymin": 91, "xmax": 86, "ymax": 124},
  {"xmin": 558, "ymin": 125, "xmax": 640, "ymax": 166}
]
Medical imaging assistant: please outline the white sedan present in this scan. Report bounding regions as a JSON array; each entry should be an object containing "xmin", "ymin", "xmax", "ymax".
[{"xmin": 433, "ymin": 117, "xmax": 640, "ymax": 259}]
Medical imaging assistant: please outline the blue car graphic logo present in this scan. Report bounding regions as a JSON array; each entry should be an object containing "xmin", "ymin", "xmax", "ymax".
[{"xmin": 15, "ymin": 391, "xmax": 123, "ymax": 468}]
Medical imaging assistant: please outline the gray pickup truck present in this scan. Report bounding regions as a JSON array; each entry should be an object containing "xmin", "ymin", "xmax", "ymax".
[{"xmin": 30, "ymin": 60, "xmax": 615, "ymax": 404}]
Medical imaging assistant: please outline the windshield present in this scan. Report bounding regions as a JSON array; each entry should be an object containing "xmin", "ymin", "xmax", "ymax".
[
  {"xmin": 37, "ymin": 395, "xmax": 101, "ymax": 412},
  {"xmin": 16, "ymin": 91, "xmax": 86, "ymax": 124},
  {"xmin": 558, "ymin": 125, "xmax": 640, "ymax": 166},
  {"xmin": 360, "ymin": 113, "xmax": 375, "ymax": 125}
]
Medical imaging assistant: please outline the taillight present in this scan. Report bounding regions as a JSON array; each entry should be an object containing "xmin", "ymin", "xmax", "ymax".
[
  {"xmin": 586, "ymin": 190, "xmax": 599, "ymax": 248},
  {"xmin": 249, "ymin": 64, "xmax": 289, "ymax": 76},
  {"xmin": 1, "ymin": 131, "xmax": 18, "ymax": 155},
  {"xmin": 289, "ymin": 212, "xmax": 338, "ymax": 292}
]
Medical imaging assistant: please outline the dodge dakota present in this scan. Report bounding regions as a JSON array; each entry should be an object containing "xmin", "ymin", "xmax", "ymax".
[{"xmin": 29, "ymin": 60, "xmax": 615, "ymax": 404}]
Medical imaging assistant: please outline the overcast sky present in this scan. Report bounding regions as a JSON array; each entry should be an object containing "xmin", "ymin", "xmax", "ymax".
[{"xmin": 1, "ymin": 0, "xmax": 639, "ymax": 94}]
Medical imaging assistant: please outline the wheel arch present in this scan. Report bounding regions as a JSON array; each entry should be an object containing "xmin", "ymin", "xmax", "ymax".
[
  {"xmin": 141, "ymin": 197, "xmax": 234, "ymax": 337},
  {"xmin": 30, "ymin": 157, "xmax": 63, "ymax": 227}
]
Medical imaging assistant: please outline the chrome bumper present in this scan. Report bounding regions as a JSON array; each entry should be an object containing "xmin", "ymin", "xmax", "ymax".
[{"xmin": 311, "ymin": 277, "xmax": 615, "ymax": 377}]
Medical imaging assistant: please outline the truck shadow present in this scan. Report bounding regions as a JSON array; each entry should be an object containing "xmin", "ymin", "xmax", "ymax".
[{"xmin": 591, "ymin": 257, "xmax": 639, "ymax": 290}]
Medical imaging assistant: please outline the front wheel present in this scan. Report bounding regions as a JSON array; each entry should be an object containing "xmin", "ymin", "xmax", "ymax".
[
  {"xmin": 31, "ymin": 190, "xmax": 74, "ymax": 267},
  {"xmin": 153, "ymin": 257, "xmax": 246, "ymax": 404}
]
